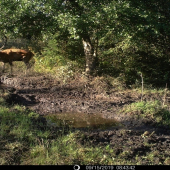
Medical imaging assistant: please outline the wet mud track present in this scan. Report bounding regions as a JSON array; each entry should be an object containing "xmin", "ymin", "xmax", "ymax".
[
  {"xmin": 0, "ymin": 75, "xmax": 136, "ymax": 117},
  {"xmin": 1, "ymin": 75, "xmax": 170, "ymax": 164}
]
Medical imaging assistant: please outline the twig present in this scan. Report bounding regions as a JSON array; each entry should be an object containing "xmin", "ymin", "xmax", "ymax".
[
  {"xmin": 141, "ymin": 73, "xmax": 144, "ymax": 101},
  {"xmin": 162, "ymin": 83, "xmax": 167, "ymax": 108}
]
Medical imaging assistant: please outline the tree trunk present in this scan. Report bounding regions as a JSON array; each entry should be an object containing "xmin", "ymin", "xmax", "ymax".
[{"xmin": 82, "ymin": 37, "xmax": 96, "ymax": 75}]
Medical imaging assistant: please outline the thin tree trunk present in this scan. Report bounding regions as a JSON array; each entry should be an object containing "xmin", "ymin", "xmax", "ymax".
[{"xmin": 82, "ymin": 37, "xmax": 96, "ymax": 74}]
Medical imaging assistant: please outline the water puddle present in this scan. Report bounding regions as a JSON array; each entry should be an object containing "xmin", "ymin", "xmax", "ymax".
[{"xmin": 45, "ymin": 113, "xmax": 122, "ymax": 130}]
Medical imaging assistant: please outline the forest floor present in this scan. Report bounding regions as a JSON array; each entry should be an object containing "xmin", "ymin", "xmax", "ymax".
[{"xmin": 1, "ymin": 72, "xmax": 170, "ymax": 165}]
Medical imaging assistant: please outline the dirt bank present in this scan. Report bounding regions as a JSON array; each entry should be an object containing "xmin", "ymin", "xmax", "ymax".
[
  {"xmin": 0, "ymin": 74, "xmax": 169, "ymax": 128},
  {"xmin": 0, "ymin": 74, "xmax": 165, "ymax": 128}
]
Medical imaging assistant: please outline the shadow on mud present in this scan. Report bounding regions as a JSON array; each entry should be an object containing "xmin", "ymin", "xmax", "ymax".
[{"xmin": 6, "ymin": 93, "xmax": 38, "ymax": 106}]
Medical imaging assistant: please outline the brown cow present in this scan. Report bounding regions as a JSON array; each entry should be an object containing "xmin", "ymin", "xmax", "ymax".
[{"xmin": 0, "ymin": 49, "xmax": 34, "ymax": 75}]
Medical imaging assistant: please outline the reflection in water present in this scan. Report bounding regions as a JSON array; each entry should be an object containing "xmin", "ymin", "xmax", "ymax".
[{"xmin": 46, "ymin": 113, "xmax": 122, "ymax": 130}]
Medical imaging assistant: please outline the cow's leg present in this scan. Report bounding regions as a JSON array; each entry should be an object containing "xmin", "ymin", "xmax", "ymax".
[
  {"xmin": 24, "ymin": 59, "xmax": 34, "ymax": 75},
  {"xmin": 9, "ymin": 62, "xmax": 13, "ymax": 75},
  {"xmin": 24, "ymin": 62, "xmax": 31, "ymax": 75}
]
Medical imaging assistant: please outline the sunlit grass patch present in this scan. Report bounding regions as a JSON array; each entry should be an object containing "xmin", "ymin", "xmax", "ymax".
[{"xmin": 121, "ymin": 100, "xmax": 170, "ymax": 127}]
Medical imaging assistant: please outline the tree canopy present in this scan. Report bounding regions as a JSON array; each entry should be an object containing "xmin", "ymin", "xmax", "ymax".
[{"xmin": 1, "ymin": 0, "xmax": 170, "ymax": 86}]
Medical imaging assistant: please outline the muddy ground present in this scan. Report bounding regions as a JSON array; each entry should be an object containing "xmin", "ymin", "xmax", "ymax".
[{"xmin": 1, "ymin": 74, "xmax": 170, "ymax": 165}]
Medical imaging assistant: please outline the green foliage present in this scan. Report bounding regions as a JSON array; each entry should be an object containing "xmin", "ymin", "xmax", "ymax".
[
  {"xmin": 41, "ymin": 38, "xmax": 66, "ymax": 68},
  {"xmin": 122, "ymin": 100, "xmax": 170, "ymax": 127},
  {"xmin": 124, "ymin": 100, "xmax": 161, "ymax": 114},
  {"xmin": 1, "ymin": 0, "xmax": 170, "ymax": 86},
  {"xmin": 36, "ymin": 30, "xmax": 84, "ymax": 68}
]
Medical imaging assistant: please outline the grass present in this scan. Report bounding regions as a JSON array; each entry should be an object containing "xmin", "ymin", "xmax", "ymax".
[
  {"xmin": 0, "ymin": 95, "xmax": 50, "ymax": 164},
  {"xmin": 121, "ymin": 100, "xmax": 170, "ymax": 127}
]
